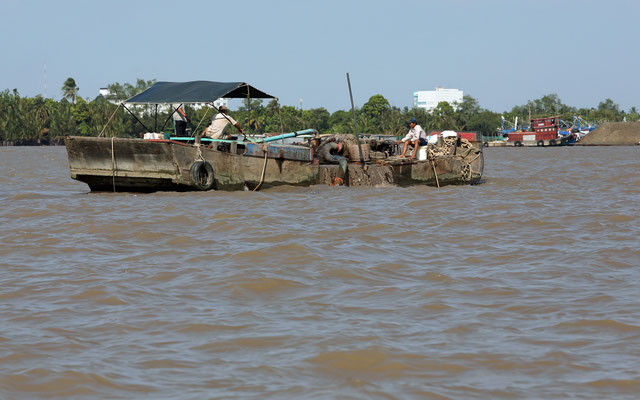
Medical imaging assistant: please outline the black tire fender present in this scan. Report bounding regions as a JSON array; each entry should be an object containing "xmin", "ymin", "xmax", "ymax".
[
  {"xmin": 536, "ymin": 140, "xmax": 544, "ymax": 147},
  {"xmin": 483, "ymin": 141, "xmax": 489, "ymax": 147},
  {"xmin": 514, "ymin": 141, "xmax": 522, "ymax": 147},
  {"xmin": 190, "ymin": 161, "xmax": 215, "ymax": 190}
]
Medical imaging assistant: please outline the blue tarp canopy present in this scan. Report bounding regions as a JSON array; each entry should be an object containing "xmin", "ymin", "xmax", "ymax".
[{"xmin": 125, "ymin": 81, "xmax": 275, "ymax": 104}]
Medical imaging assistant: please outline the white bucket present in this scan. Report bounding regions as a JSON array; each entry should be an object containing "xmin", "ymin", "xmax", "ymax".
[{"xmin": 418, "ymin": 146, "xmax": 429, "ymax": 160}]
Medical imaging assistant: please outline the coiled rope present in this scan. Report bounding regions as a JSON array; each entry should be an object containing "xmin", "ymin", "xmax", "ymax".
[{"xmin": 427, "ymin": 137, "xmax": 481, "ymax": 184}]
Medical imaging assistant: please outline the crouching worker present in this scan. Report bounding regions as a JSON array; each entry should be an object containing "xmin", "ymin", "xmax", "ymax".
[
  {"xmin": 204, "ymin": 105, "xmax": 243, "ymax": 140},
  {"xmin": 397, "ymin": 117, "xmax": 427, "ymax": 159},
  {"xmin": 316, "ymin": 140, "xmax": 348, "ymax": 186}
]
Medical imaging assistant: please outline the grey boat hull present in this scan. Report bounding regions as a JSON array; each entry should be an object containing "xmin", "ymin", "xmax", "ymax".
[{"xmin": 64, "ymin": 136, "xmax": 483, "ymax": 192}]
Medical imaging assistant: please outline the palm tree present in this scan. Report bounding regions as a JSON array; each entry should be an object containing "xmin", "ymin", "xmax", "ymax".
[{"xmin": 61, "ymin": 77, "xmax": 79, "ymax": 104}]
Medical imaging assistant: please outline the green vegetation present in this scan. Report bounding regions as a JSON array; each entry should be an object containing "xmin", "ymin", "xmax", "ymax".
[
  {"xmin": 61, "ymin": 77, "xmax": 79, "ymax": 104},
  {"xmin": 1, "ymin": 78, "xmax": 638, "ymax": 145}
]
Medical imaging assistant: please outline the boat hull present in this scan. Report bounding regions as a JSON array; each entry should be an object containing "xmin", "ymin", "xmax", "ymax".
[{"xmin": 65, "ymin": 136, "xmax": 483, "ymax": 192}]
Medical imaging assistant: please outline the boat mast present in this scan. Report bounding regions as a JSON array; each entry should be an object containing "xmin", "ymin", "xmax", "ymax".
[{"xmin": 346, "ymin": 72, "xmax": 365, "ymax": 167}]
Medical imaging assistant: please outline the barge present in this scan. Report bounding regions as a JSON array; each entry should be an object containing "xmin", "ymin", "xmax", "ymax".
[{"xmin": 65, "ymin": 81, "xmax": 484, "ymax": 192}]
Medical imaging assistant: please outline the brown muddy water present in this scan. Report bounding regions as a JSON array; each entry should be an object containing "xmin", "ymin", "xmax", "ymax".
[{"xmin": 1, "ymin": 145, "xmax": 639, "ymax": 399}]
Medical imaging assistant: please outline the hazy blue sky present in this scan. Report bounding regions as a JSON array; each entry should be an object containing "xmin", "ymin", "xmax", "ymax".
[{"xmin": 2, "ymin": 0, "xmax": 638, "ymax": 112}]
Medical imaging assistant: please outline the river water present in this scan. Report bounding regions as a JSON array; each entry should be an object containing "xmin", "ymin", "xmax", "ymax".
[{"xmin": 1, "ymin": 145, "xmax": 639, "ymax": 399}]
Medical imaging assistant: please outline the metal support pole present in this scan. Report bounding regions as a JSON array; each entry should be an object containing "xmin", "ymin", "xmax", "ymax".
[
  {"xmin": 346, "ymin": 73, "xmax": 365, "ymax": 167},
  {"xmin": 161, "ymin": 103, "xmax": 182, "ymax": 132},
  {"xmin": 122, "ymin": 103, "xmax": 151, "ymax": 133}
]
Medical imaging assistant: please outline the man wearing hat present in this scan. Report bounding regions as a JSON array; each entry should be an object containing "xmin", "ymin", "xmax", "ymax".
[
  {"xmin": 397, "ymin": 118, "xmax": 427, "ymax": 159},
  {"xmin": 203, "ymin": 104, "xmax": 244, "ymax": 140}
]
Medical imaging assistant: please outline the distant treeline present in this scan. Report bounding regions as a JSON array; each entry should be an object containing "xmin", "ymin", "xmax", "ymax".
[{"xmin": 1, "ymin": 78, "xmax": 638, "ymax": 145}]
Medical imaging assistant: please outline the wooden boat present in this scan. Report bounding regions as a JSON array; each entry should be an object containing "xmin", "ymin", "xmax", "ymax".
[{"xmin": 64, "ymin": 81, "xmax": 484, "ymax": 192}]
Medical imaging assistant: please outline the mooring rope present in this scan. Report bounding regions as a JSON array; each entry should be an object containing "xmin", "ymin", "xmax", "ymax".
[
  {"xmin": 460, "ymin": 153, "xmax": 482, "ymax": 182},
  {"xmin": 252, "ymin": 145, "xmax": 269, "ymax": 191},
  {"xmin": 111, "ymin": 136, "xmax": 116, "ymax": 192},
  {"xmin": 426, "ymin": 137, "xmax": 479, "ymax": 185},
  {"xmin": 195, "ymin": 143, "xmax": 205, "ymax": 162}
]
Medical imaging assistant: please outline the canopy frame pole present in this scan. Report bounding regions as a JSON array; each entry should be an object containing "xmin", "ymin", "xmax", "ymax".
[
  {"xmin": 122, "ymin": 103, "xmax": 152, "ymax": 133},
  {"xmin": 154, "ymin": 104, "xmax": 158, "ymax": 132},
  {"xmin": 98, "ymin": 102, "xmax": 123, "ymax": 138},
  {"xmin": 160, "ymin": 103, "xmax": 183, "ymax": 133},
  {"xmin": 246, "ymin": 84, "xmax": 253, "ymax": 139},
  {"xmin": 276, "ymin": 98, "xmax": 284, "ymax": 133},
  {"xmin": 192, "ymin": 106, "xmax": 211, "ymax": 138}
]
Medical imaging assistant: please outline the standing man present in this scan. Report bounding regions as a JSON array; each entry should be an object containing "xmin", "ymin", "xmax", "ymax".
[
  {"xmin": 172, "ymin": 104, "xmax": 189, "ymax": 136},
  {"xmin": 203, "ymin": 105, "xmax": 243, "ymax": 140},
  {"xmin": 397, "ymin": 117, "xmax": 427, "ymax": 159}
]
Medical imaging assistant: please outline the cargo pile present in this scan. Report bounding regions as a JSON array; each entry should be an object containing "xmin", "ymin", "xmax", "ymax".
[{"xmin": 578, "ymin": 122, "xmax": 640, "ymax": 146}]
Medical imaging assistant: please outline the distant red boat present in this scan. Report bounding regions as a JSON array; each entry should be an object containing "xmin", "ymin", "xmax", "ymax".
[{"xmin": 503, "ymin": 116, "xmax": 577, "ymax": 147}]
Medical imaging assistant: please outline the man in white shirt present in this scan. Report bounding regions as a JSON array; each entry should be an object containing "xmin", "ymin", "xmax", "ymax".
[
  {"xmin": 203, "ymin": 105, "xmax": 244, "ymax": 140},
  {"xmin": 397, "ymin": 118, "xmax": 427, "ymax": 159}
]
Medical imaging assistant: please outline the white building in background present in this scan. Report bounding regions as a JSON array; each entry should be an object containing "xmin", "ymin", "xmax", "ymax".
[
  {"xmin": 99, "ymin": 88, "xmax": 111, "ymax": 99},
  {"xmin": 413, "ymin": 87, "xmax": 463, "ymax": 111}
]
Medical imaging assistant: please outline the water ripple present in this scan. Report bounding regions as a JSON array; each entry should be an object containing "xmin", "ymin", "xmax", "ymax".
[{"xmin": 1, "ymin": 146, "xmax": 639, "ymax": 399}]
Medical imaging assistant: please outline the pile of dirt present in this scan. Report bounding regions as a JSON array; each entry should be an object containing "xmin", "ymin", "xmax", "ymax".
[{"xmin": 578, "ymin": 122, "xmax": 640, "ymax": 146}]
